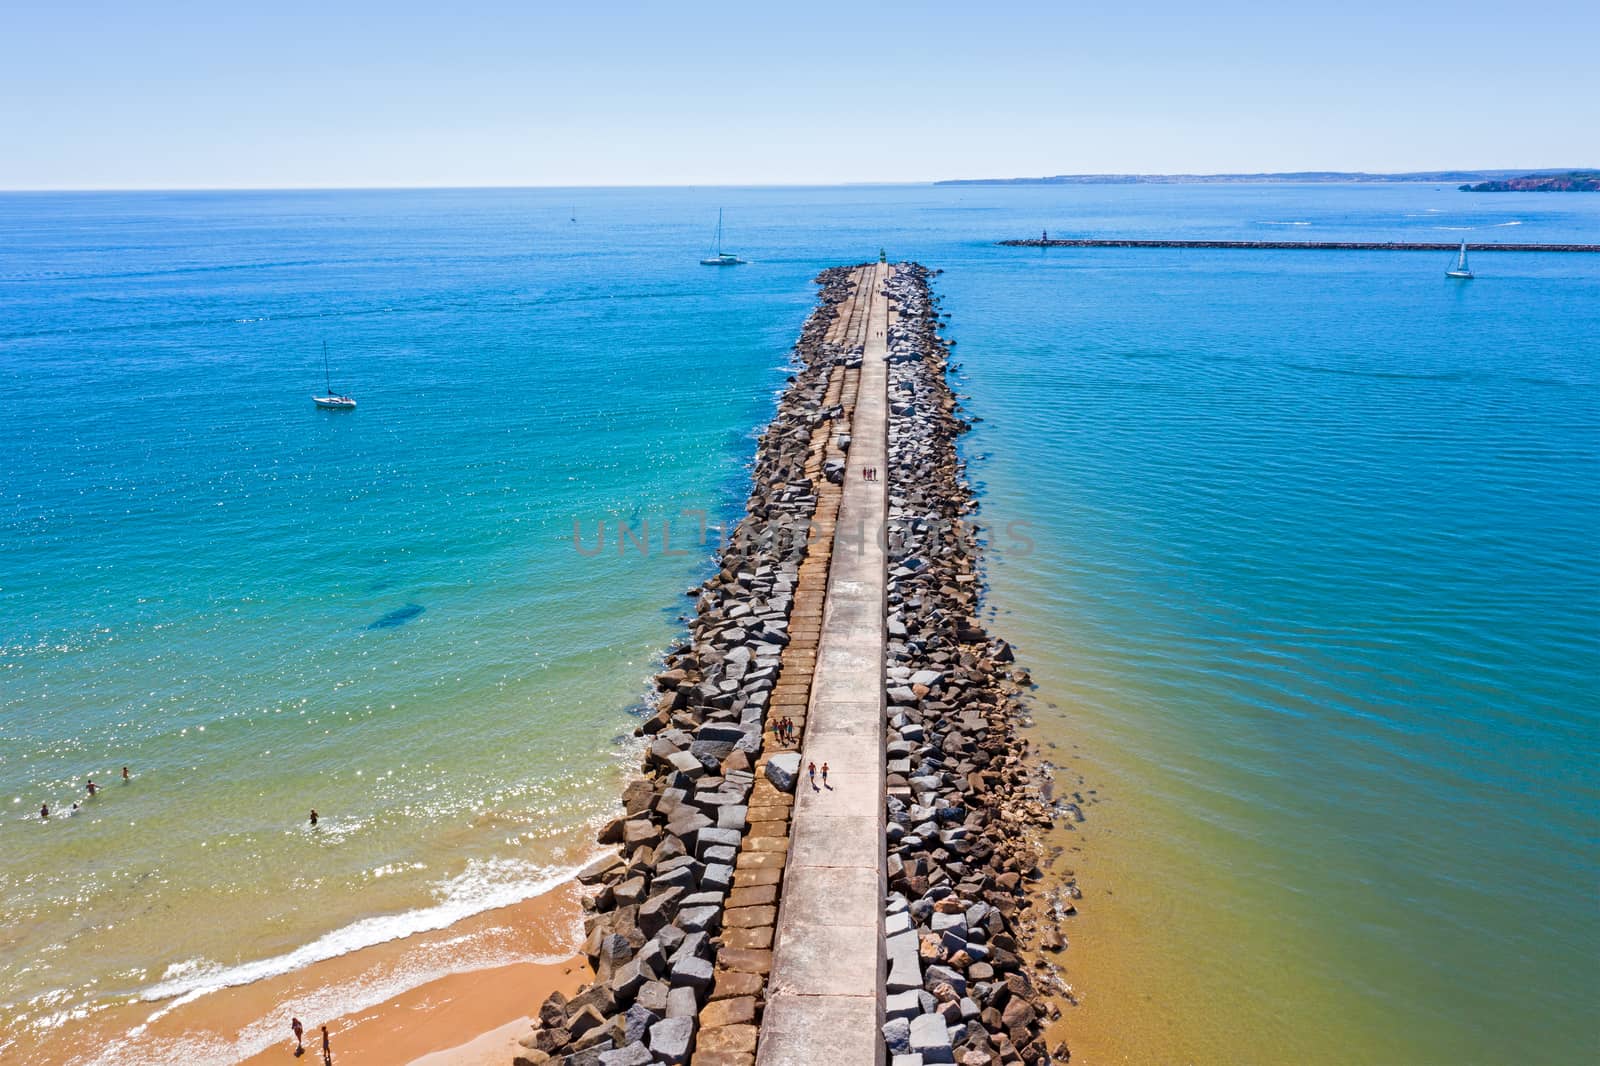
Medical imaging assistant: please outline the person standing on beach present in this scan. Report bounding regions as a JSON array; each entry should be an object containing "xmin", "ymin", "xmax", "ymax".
[
  {"xmin": 321, "ymin": 1024, "xmax": 332, "ymax": 1065},
  {"xmin": 291, "ymin": 1017, "xmax": 304, "ymax": 1056},
  {"xmin": 309, "ymin": 809, "xmax": 319, "ymax": 827}
]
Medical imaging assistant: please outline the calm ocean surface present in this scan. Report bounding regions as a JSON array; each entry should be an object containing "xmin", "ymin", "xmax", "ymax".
[{"xmin": 1, "ymin": 185, "xmax": 1595, "ymax": 1064}]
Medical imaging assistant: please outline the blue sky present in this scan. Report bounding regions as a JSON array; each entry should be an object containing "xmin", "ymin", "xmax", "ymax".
[{"xmin": 1, "ymin": 1, "xmax": 1594, "ymax": 189}]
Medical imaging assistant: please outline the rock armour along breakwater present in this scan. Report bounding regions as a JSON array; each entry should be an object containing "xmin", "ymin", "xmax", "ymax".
[
  {"xmin": 998, "ymin": 238, "xmax": 1600, "ymax": 252},
  {"xmin": 877, "ymin": 265, "xmax": 1066, "ymax": 1066},
  {"xmin": 512, "ymin": 264, "xmax": 1066, "ymax": 1066}
]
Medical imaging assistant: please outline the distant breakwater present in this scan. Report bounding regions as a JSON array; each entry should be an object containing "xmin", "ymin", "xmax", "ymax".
[{"xmin": 999, "ymin": 239, "xmax": 1600, "ymax": 252}]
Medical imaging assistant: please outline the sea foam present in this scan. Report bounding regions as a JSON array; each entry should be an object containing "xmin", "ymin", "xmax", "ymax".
[{"xmin": 137, "ymin": 857, "xmax": 584, "ymax": 1007}]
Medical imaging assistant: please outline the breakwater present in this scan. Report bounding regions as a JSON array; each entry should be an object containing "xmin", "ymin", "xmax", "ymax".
[
  {"xmin": 512, "ymin": 264, "xmax": 1064, "ymax": 1065},
  {"xmin": 999, "ymin": 238, "xmax": 1600, "ymax": 252}
]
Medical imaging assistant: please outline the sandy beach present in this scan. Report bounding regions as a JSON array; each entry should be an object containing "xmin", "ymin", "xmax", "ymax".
[
  {"xmin": 234, "ymin": 958, "xmax": 589, "ymax": 1066},
  {"xmin": 27, "ymin": 883, "xmax": 591, "ymax": 1066}
]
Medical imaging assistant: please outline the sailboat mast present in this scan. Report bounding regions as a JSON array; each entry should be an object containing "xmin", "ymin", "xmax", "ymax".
[
  {"xmin": 716, "ymin": 209, "xmax": 724, "ymax": 255},
  {"xmin": 323, "ymin": 341, "xmax": 331, "ymax": 394}
]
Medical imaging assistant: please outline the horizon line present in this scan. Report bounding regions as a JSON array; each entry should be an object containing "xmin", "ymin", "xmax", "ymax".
[
  {"xmin": 0, "ymin": 181, "xmax": 935, "ymax": 194},
  {"xmin": 2, "ymin": 167, "xmax": 1592, "ymax": 195}
]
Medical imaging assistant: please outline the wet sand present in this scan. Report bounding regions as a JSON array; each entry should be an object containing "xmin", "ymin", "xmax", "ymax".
[
  {"xmin": 38, "ymin": 882, "xmax": 591, "ymax": 1066},
  {"xmin": 235, "ymin": 959, "xmax": 588, "ymax": 1066}
]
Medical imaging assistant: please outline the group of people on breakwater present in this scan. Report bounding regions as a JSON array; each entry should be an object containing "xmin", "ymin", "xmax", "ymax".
[{"xmin": 38, "ymin": 765, "xmax": 130, "ymax": 819}]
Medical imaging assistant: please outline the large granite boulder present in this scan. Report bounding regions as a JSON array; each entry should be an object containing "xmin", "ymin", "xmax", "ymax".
[{"xmin": 764, "ymin": 752, "xmax": 801, "ymax": 793}]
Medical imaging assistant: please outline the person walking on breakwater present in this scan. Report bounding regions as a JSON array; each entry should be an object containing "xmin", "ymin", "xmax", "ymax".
[
  {"xmin": 291, "ymin": 1017, "xmax": 304, "ymax": 1056},
  {"xmin": 321, "ymin": 1024, "xmax": 333, "ymax": 1065},
  {"xmin": 807, "ymin": 761, "xmax": 818, "ymax": 790},
  {"xmin": 821, "ymin": 762, "xmax": 830, "ymax": 788}
]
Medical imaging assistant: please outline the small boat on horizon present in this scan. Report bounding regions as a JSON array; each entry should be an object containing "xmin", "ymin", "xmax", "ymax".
[
  {"xmin": 700, "ymin": 209, "xmax": 745, "ymax": 266},
  {"xmin": 1446, "ymin": 240, "xmax": 1474, "ymax": 279},
  {"xmin": 313, "ymin": 342, "xmax": 356, "ymax": 409}
]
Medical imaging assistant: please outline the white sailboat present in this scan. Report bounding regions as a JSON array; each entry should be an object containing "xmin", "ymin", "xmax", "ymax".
[
  {"xmin": 312, "ymin": 342, "xmax": 356, "ymax": 409},
  {"xmin": 700, "ymin": 209, "xmax": 745, "ymax": 266},
  {"xmin": 1445, "ymin": 241, "xmax": 1474, "ymax": 279}
]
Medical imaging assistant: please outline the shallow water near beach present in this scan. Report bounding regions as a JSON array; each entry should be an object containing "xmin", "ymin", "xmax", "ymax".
[{"xmin": 1, "ymin": 184, "xmax": 1596, "ymax": 1064}]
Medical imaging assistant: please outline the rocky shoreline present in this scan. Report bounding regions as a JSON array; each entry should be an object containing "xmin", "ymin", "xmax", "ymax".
[{"xmin": 877, "ymin": 265, "xmax": 1067, "ymax": 1066}]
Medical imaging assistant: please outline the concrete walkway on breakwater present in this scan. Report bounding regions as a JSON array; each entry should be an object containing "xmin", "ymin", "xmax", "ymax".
[
  {"xmin": 998, "ymin": 238, "xmax": 1600, "ymax": 252},
  {"xmin": 757, "ymin": 262, "xmax": 891, "ymax": 1066}
]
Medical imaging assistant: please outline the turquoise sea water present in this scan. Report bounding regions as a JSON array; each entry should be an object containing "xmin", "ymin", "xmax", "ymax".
[{"xmin": 1, "ymin": 185, "xmax": 1596, "ymax": 1063}]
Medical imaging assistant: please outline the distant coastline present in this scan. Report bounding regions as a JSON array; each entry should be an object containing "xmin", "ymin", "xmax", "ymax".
[
  {"xmin": 937, "ymin": 168, "xmax": 1596, "ymax": 187},
  {"xmin": 1458, "ymin": 171, "xmax": 1599, "ymax": 192}
]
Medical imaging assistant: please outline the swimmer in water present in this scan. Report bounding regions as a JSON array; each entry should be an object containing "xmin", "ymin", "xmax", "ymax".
[
  {"xmin": 309, "ymin": 809, "xmax": 319, "ymax": 827},
  {"xmin": 122, "ymin": 766, "xmax": 130, "ymax": 782},
  {"xmin": 86, "ymin": 779, "xmax": 98, "ymax": 797},
  {"xmin": 40, "ymin": 803, "xmax": 48, "ymax": 820}
]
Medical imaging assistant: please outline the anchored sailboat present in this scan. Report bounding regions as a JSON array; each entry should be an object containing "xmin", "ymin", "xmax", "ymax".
[
  {"xmin": 700, "ymin": 209, "xmax": 745, "ymax": 266},
  {"xmin": 312, "ymin": 342, "xmax": 356, "ymax": 409},
  {"xmin": 1446, "ymin": 240, "xmax": 1474, "ymax": 279}
]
